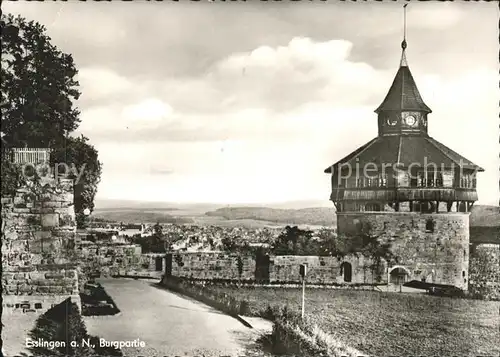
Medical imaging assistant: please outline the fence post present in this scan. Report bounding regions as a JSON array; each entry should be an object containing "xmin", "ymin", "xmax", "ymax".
[{"xmin": 299, "ymin": 263, "xmax": 307, "ymax": 320}]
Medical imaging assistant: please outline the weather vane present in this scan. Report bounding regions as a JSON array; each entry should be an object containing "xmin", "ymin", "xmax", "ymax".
[
  {"xmin": 402, "ymin": 3, "xmax": 408, "ymax": 50},
  {"xmin": 400, "ymin": 4, "xmax": 409, "ymax": 67}
]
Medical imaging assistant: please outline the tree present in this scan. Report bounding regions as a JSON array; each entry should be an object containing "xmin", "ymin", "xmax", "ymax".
[
  {"xmin": 1, "ymin": 14, "xmax": 80, "ymax": 147},
  {"xmin": 221, "ymin": 236, "xmax": 236, "ymax": 252},
  {"xmin": 153, "ymin": 222, "xmax": 163, "ymax": 238},
  {"xmin": 271, "ymin": 226, "xmax": 317, "ymax": 255},
  {"xmin": 1, "ymin": 14, "xmax": 102, "ymax": 228},
  {"xmin": 132, "ymin": 223, "xmax": 167, "ymax": 253},
  {"xmin": 0, "ymin": 153, "xmax": 24, "ymax": 196}
]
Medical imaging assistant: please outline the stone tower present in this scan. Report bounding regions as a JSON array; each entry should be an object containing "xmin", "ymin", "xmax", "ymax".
[{"xmin": 324, "ymin": 29, "xmax": 483, "ymax": 290}]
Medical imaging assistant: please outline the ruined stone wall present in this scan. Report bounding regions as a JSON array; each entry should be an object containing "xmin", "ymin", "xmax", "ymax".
[
  {"xmin": 171, "ymin": 252, "xmax": 256, "ymax": 280},
  {"xmin": 1, "ymin": 177, "xmax": 81, "ymax": 314},
  {"xmin": 269, "ymin": 255, "xmax": 387, "ymax": 285},
  {"xmin": 78, "ymin": 242, "xmax": 163, "ymax": 278},
  {"xmin": 337, "ymin": 212, "xmax": 469, "ymax": 289},
  {"xmin": 169, "ymin": 252, "xmax": 385, "ymax": 285},
  {"xmin": 469, "ymin": 243, "xmax": 500, "ymax": 300}
]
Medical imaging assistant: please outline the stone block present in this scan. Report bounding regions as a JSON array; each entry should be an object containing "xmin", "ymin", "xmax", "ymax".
[
  {"xmin": 28, "ymin": 240, "xmax": 45, "ymax": 254},
  {"xmin": 13, "ymin": 265, "xmax": 36, "ymax": 272},
  {"xmin": 30, "ymin": 279, "xmax": 46, "ymax": 286},
  {"xmin": 4, "ymin": 284, "xmax": 18, "ymax": 294},
  {"xmin": 3, "ymin": 272, "xmax": 15, "ymax": 280},
  {"xmin": 21, "ymin": 214, "xmax": 42, "ymax": 226},
  {"xmin": 45, "ymin": 272, "xmax": 65, "ymax": 279},
  {"xmin": 49, "ymin": 286, "xmax": 63, "ymax": 294},
  {"xmin": 42, "ymin": 201, "xmax": 63, "ymax": 208},
  {"xmin": 37, "ymin": 286, "xmax": 51, "ymax": 294},
  {"xmin": 13, "ymin": 196, "xmax": 25, "ymax": 205},
  {"xmin": 28, "ymin": 272, "xmax": 46, "ymax": 280},
  {"xmin": 2, "ymin": 230, "xmax": 19, "ymax": 242},
  {"xmin": 13, "ymin": 208, "xmax": 30, "ymax": 213},
  {"xmin": 1, "ymin": 197, "xmax": 13, "ymax": 204},
  {"xmin": 18, "ymin": 283, "xmax": 32, "ymax": 294},
  {"xmin": 61, "ymin": 277, "xmax": 75, "ymax": 285},
  {"xmin": 41, "ymin": 213, "xmax": 59, "ymax": 228},
  {"xmin": 10, "ymin": 240, "xmax": 28, "ymax": 252},
  {"xmin": 30, "ymin": 207, "xmax": 56, "ymax": 214}
]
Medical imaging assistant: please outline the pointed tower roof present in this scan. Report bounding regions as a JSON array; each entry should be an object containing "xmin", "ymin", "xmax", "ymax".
[{"xmin": 375, "ymin": 30, "xmax": 432, "ymax": 114}]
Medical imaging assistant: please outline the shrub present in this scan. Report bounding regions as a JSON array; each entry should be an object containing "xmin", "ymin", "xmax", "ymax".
[
  {"xmin": 239, "ymin": 300, "xmax": 250, "ymax": 315},
  {"xmin": 26, "ymin": 298, "xmax": 122, "ymax": 356},
  {"xmin": 1, "ymin": 153, "xmax": 25, "ymax": 197}
]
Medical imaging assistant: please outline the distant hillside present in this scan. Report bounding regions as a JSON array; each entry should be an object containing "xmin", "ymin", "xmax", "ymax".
[
  {"xmin": 94, "ymin": 198, "xmax": 331, "ymax": 211},
  {"xmin": 205, "ymin": 207, "xmax": 337, "ymax": 227},
  {"xmin": 205, "ymin": 205, "xmax": 499, "ymax": 228},
  {"xmin": 91, "ymin": 210, "xmax": 194, "ymax": 224},
  {"xmin": 92, "ymin": 201, "xmax": 498, "ymax": 228},
  {"xmin": 470, "ymin": 226, "xmax": 500, "ymax": 244},
  {"xmin": 94, "ymin": 199, "xmax": 220, "ymax": 212},
  {"xmin": 470, "ymin": 205, "xmax": 500, "ymax": 227}
]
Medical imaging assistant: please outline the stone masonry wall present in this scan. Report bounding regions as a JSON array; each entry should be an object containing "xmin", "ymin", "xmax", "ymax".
[
  {"xmin": 2, "ymin": 264, "xmax": 80, "ymax": 314},
  {"xmin": 469, "ymin": 243, "xmax": 500, "ymax": 300},
  {"xmin": 1, "ymin": 176, "xmax": 81, "ymax": 314},
  {"xmin": 169, "ymin": 252, "xmax": 385, "ymax": 285},
  {"xmin": 171, "ymin": 252, "xmax": 256, "ymax": 281},
  {"xmin": 78, "ymin": 242, "xmax": 163, "ymax": 279},
  {"xmin": 337, "ymin": 212, "xmax": 469, "ymax": 289},
  {"xmin": 269, "ymin": 255, "xmax": 387, "ymax": 284}
]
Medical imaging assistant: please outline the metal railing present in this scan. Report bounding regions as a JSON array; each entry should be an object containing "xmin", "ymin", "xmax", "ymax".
[{"xmin": 7, "ymin": 148, "xmax": 51, "ymax": 165}]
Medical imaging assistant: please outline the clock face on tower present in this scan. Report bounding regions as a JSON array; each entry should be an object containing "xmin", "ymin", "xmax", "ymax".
[
  {"xmin": 405, "ymin": 115, "xmax": 417, "ymax": 126},
  {"xmin": 386, "ymin": 116, "xmax": 398, "ymax": 126}
]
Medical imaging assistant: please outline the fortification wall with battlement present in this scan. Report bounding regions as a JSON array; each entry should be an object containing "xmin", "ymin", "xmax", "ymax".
[{"xmin": 167, "ymin": 252, "xmax": 386, "ymax": 285}]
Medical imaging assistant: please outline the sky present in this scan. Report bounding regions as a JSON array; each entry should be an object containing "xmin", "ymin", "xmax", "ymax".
[{"xmin": 4, "ymin": 1, "xmax": 499, "ymax": 206}]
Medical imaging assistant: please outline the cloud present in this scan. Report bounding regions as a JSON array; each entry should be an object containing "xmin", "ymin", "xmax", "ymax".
[
  {"xmin": 77, "ymin": 37, "xmax": 388, "ymax": 144},
  {"xmin": 122, "ymin": 99, "xmax": 174, "ymax": 125},
  {"xmin": 4, "ymin": 1, "xmax": 497, "ymax": 204},
  {"xmin": 78, "ymin": 67, "xmax": 133, "ymax": 101},
  {"xmin": 208, "ymin": 37, "xmax": 387, "ymax": 112}
]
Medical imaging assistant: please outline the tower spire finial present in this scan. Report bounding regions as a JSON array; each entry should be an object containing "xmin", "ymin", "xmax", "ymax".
[{"xmin": 400, "ymin": 4, "xmax": 408, "ymax": 66}]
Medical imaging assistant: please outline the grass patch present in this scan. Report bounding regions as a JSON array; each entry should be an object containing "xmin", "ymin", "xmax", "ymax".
[{"xmin": 209, "ymin": 285, "xmax": 500, "ymax": 357}]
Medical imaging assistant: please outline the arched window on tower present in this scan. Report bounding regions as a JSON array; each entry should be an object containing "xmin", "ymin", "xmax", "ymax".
[
  {"xmin": 410, "ymin": 175, "xmax": 418, "ymax": 187},
  {"xmin": 425, "ymin": 218, "xmax": 435, "ymax": 233},
  {"xmin": 436, "ymin": 171, "xmax": 444, "ymax": 187},
  {"xmin": 380, "ymin": 173, "xmax": 388, "ymax": 187},
  {"xmin": 356, "ymin": 176, "xmax": 363, "ymax": 188},
  {"xmin": 426, "ymin": 171, "xmax": 435, "ymax": 187},
  {"xmin": 418, "ymin": 171, "xmax": 426, "ymax": 187}
]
